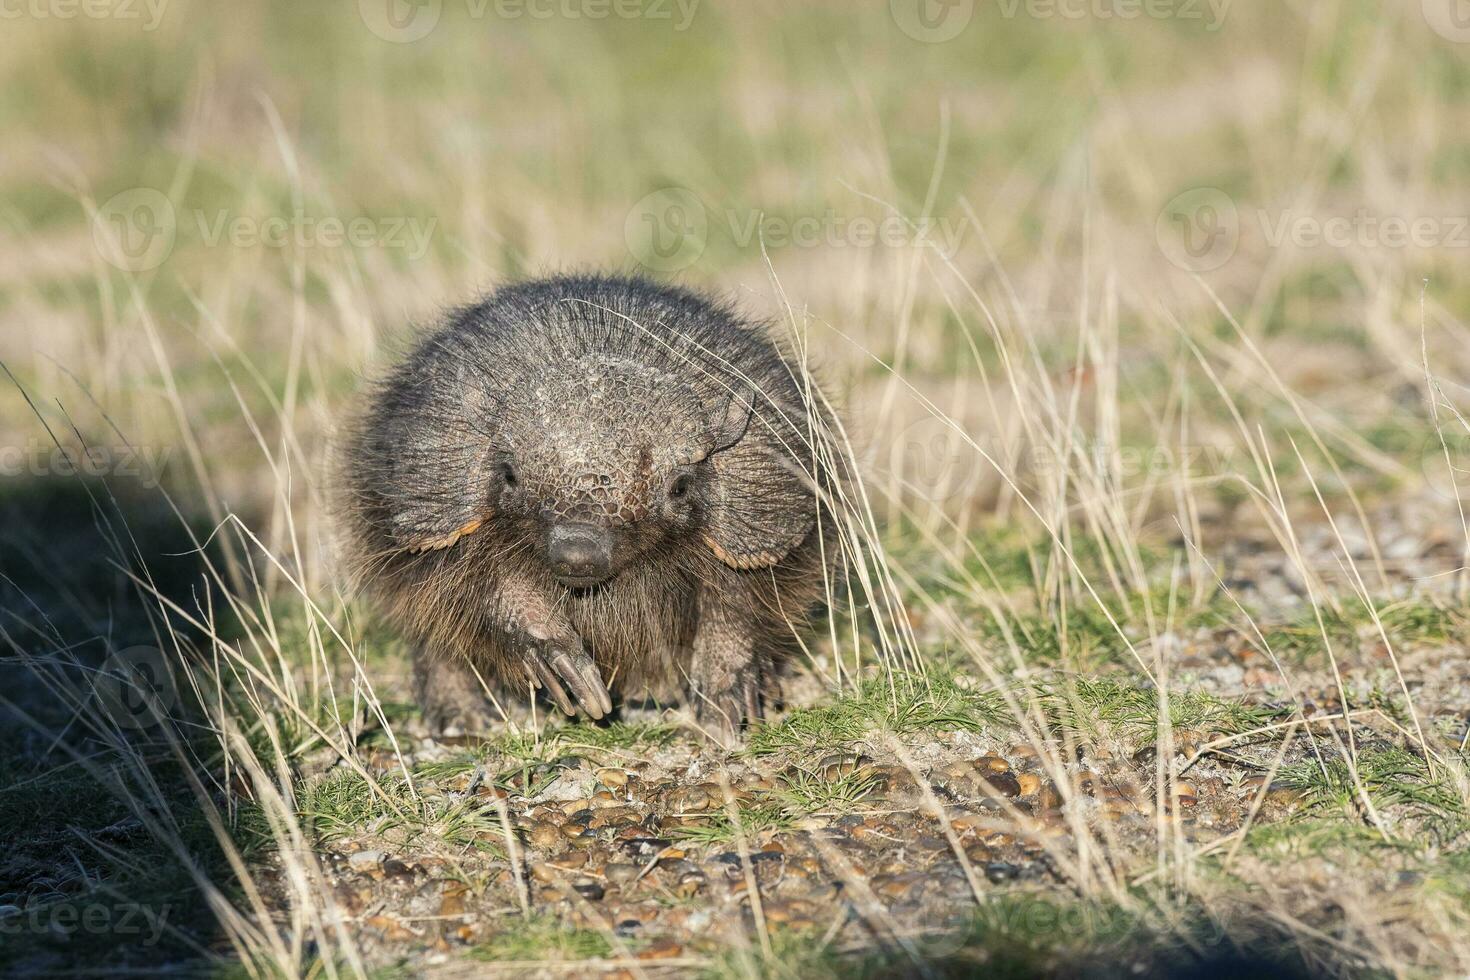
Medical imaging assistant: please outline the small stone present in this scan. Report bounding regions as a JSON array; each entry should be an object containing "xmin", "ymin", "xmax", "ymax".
[
  {"xmin": 870, "ymin": 872, "xmax": 922, "ymax": 900},
  {"xmin": 668, "ymin": 784, "xmax": 714, "ymax": 813},
  {"xmin": 382, "ymin": 858, "xmax": 415, "ymax": 881},
  {"xmin": 1039, "ymin": 782, "xmax": 1065, "ymax": 810},
  {"xmin": 599, "ymin": 864, "xmax": 638, "ymax": 888},
  {"xmin": 817, "ymin": 752, "xmax": 872, "ymax": 780},
  {"xmin": 439, "ymin": 884, "xmax": 468, "ymax": 917},
  {"xmin": 572, "ymin": 879, "xmax": 605, "ymax": 901},
  {"xmin": 637, "ymin": 937, "xmax": 684, "ymax": 960},
  {"xmin": 589, "ymin": 807, "xmax": 635, "ymax": 830},
  {"xmin": 347, "ymin": 850, "xmax": 384, "ymax": 874},
  {"xmin": 1016, "ymin": 772, "xmax": 1042, "ymax": 797},
  {"xmin": 333, "ymin": 882, "xmax": 368, "ymax": 914},
  {"xmin": 597, "ymin": 767, "xmax": 629, "ymax": 789},
  {"xmin": 550, "ymin": 851, "xmax": 588, "ymax": 870},
  {"xmin": 1265, "ymin": 784, "xmax": 1306, "ymax": 807},
  {"xmin": 973, "ymin": 755, "xmax": 1011, "ymax": 774},
  {"xmin": 984, "ymin": 861, "xmax": 1020, "ymax": 883},
  {"xmin": 981, "ymin": 771, "xmax": 1022, "ymax": 798},
  {"xmin": 528, "ymin": 822, "xmax": 562, "ymax": 849},
  {"xmin": 364, "ymin": 914, "xmax": 413, "ymax": 942}
]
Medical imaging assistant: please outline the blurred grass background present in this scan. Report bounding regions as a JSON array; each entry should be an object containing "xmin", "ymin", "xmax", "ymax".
[{"xmin": 4, "ymin": 0, "xmax": 1469, "ymax": 535}]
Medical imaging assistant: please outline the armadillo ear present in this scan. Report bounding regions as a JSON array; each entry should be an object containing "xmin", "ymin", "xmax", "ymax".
[
  {"xmin": 702, "ymin": 390, "xmax": 815, "ymax": 570},
  {"xmin": 368, "ymin": 381, "xmax": 495, "ymax": 555},
  {"xmin": 390, "ymin": 434, "xmax": 493, "ymax": 555},
  {"xmin": 710, "ymin": 383, "xmax": 754, "ymax": 452}
]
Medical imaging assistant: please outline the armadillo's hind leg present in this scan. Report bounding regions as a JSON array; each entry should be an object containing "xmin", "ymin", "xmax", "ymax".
[
  {"xmin": 412, "ymin": 647, "xmax": 501, "ymax": 737},
  {"xmin": 689, "ymin": 587, "xmax": 761, "ymax": 746}
]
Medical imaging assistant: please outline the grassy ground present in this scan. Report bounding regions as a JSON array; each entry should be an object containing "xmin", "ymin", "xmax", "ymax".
[{"xmin": 3, "ymin": 1, "xmax": 1470, "ymax": 976}]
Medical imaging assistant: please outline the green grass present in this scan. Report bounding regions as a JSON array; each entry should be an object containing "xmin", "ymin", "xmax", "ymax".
[
  {"xmin": 1040, "ymin": 677, "xmax": 1288, "ymax": 749},
  {"xmin": 1253, "ymin": 598, "xmax": 1467, "ymax": 665},
  {"xmin": 747, "ymin": 674, "xmax": 1008, "ymax": 756},
  {"xmin": 470, "ymin": 915, "xmax": 613, "ymax": 963},
  {"xmin": 494, "ymin": 719, "xmax": 681, "ymax": 755},
  {"xmin": 668, "ymin": 798, "xmax": 797, "ymax": 844},
  {"xmin": 295, "ymin": 768, "xmax": 505, "ymax": 853},
  {"xmin": 1276, "ymin": 744, "xmax": 1470, "ymax": 842}
]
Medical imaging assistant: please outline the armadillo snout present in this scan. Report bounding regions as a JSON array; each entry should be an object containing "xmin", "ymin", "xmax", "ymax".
[{"xmin": 547, "ymin": 522, "xmax": 614, "ymax": 587}]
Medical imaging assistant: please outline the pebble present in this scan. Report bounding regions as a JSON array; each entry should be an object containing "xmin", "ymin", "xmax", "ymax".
[
  {"xmin": 604, "ymin": 863, "xmax": 642, "ymax": 886},
  {"xmin": 985, "ymin": 861, "xmax": 1021, "ymax": 883},
  {"xmin": 668, "ymin": 784, "xmax": 715, "ymax": 812},
  {"xmin": 382, "ymin": 858, "xmax": 415, "ymax": 881},
  {"xmin": 347, "ymin": 850, "xmax": 385, "ymax": 874},
  {"xmin": 817, "ymin": 752, "xmax": 873, "ymax": 779},
  {"xmin": 528, "ymin": 821, "xmax": 561, "ymax": 849},
  {"xmin": 590, "ymin": 790, "xmax": 622, "ymax": 809},
  {"xmin": 981, "ymin": 770, "xmax": 1022, "ymax": 798},
  {"xmin": 637, "ymin": 938, "xmax": 684, "ymax": 960},
  {"xmin": 438, "ymin": 884, "xmax": 468, "ymax": 917},
  {"xmin": 364, "ymin": 914, "xmax": 414, "ymax": 942},
  {"xmin": 572, "ymin": 879, "xmax": 605, "ymax": 901}
]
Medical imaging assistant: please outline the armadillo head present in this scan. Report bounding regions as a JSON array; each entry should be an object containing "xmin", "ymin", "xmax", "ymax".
[{"xmin": 494, "ymin": 358, "xmax": 749, "ymax": 588}]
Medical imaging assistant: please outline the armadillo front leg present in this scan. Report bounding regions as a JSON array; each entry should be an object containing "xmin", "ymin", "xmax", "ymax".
[
  {"xmin": 489, "ymin": 573, "xmax": 613, "ymax": 720},
  {"xmin": 690, "ymin": 584, "xmax": 761, "ymax": 743}
]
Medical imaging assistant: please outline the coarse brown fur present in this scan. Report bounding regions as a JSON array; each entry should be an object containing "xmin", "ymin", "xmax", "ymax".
[{"xmin": 332, "ymin": 274, "xmax": 841, "ymax": 740}]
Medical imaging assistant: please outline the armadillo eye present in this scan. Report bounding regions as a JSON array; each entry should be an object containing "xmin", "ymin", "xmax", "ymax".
[
  {"xmin": 668, "ymin": 473, "xmax": 692, "ymax": 500},
  {"xmin": 500, "ymin": 461, "xmax": 519, "ymax": 487}
]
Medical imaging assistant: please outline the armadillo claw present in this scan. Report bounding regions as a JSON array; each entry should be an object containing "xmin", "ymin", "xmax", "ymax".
[
  {"xmin": 547, "ymin": 644, "xmax": 611, "ymax": 719},
  {"xmin": 525, "ymin": 652, "xmax": 577, "ymax": 716},
  {"xmin": 523, "ymin": 640, "xmax": 610, "ymax": 719}
]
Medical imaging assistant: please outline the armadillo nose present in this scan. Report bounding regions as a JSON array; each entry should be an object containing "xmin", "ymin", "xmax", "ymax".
[{"xmin": 547, "ymin": 522, "xmax": 614, "ymax": 587}]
